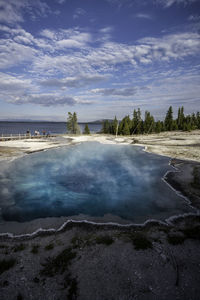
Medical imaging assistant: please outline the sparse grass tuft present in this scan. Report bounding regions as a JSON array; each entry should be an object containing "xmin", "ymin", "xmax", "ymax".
[
  {"xmin": 95, "ymin": 235, "xmax": 114, "ymax": 246},
  {"xmin": 40, "ymin": 247, "xmax": 76, "ymax": 277},
  {"xmin": 130, "ymin": 232, "xmax": 152, "ymax": 250},
  {"xmin": 31, "ymin": 245, "xmax": 40, "ymax": 254},
  {"xmin": 0, "ymin": 258, "xmax": 16, "ymax": 274},
  {"xmin": 44, "ymin": 243, "xmax": 54, "ymax": 251},
  {"xmin": 12, "ymin": 244, "xmax": 26, "ymax": 252}
]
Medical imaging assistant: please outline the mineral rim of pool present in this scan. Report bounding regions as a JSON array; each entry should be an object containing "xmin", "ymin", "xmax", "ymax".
[{"xmin": 0, "ymin": 142, "xmax": 194, "ymax": 223}]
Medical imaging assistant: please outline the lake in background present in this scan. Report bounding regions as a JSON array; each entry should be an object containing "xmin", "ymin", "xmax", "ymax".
[
  {"xmin": 0, "ymin": 121, "xmax": 102, "ymax": 135},
  {"xmin": 0, "ymin": 142, "xmax": 193, "ymax": 223}
]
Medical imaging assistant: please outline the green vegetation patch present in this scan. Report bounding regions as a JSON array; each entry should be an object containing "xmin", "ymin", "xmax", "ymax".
[
  {"xmin": 31, "ymin": 245, "xmax": 40, "ymax": 254},
  {"xmin": 130, "ymin": 232, "xmax": 153, "ymax": 250},
  {"xmin": 12, "ymin": 243, "xmax": 26, "ymax": 252},
  {"xmin": 44, "ymin": 243, "xmax": 54, "ymax": 251},
  {"xmin": 40, "ymin": 247, "xmax": 76, "ymax": 277},
  {"xmin": 71, "ymin": 235, "xmax": 93, "ymax": 249},
  {"xmin": 95, "ymin": 235, "xmax": 114, "ymax": 246},
  {"xmin": 0, "ymin": 258, "xmax": 16, "ymax": 275}
]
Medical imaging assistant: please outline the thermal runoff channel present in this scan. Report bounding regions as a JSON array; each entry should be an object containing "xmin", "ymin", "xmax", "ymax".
[{"xmin": 0, "ymin": 142, "xmax": 193, "ymax": 223}]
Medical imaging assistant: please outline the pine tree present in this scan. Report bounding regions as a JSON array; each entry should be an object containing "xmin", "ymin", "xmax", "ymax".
[
  {"xmin": 119, "ymin": 116, "xmax": 131, "ymax": 135},
  {"xmin": 155, "ymin": 121, "xmax": 162, "ymax": 133},
  {"xmin": 83, "ymin": 124, "xmax": 90, "ymax": 134},
  {"xmin": 172, "ymin": 120, "xmax": 178, "ymax": 131},
  {"xmin": 144, "ymin": 111, "xmax": 155, "ymax": 134},
  {"xmin": 102, "ymin": 120, "xmax": 110, "ymax": 134},
  {"xmin": 164, "ymin": 106, "xmax": 173, "ymax": 131},
  {"xmin": 122, "ymin": 119, "xmax": 130, "ymax": 135},
  {"xmin": 132, "ymin": 108, "xmax": 142, "ymax": 134},
  {"xmin": 67, "ymin": 112, "xmax": 81, "ymax": 134},
  {"xmin": 196, "ymin": 112, "xmax": 200, "ymax": 129},
  {"xmin": 177, "ymin": 106, "xmax": 185, "ymax": 130},
  {"xmin": 191, "ymin": 113, "xmax": 197, "ymax": 129},
  {"xmin": 112, "ymin": 116, "xmax": 119, "ymax": 136}
]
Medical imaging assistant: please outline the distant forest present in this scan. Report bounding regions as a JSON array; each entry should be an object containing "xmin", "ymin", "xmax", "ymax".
[{"xmin": 101, "ymin": 106, "xmax": 200, "ymax": 135}]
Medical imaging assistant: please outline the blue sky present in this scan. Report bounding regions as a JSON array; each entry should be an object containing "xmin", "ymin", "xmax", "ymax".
[{"xmin": 0, "ymin": 0, "xmax": 200, "ymax": 121}]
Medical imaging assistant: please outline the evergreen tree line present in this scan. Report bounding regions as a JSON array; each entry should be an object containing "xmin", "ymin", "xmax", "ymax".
[
  {"xmin": 67, "ymin": 112, "xmax": 90, "ymax": 134},
  {"xmin": 101, "ymin": 106, "xmax": 200, "ymax": 135}
]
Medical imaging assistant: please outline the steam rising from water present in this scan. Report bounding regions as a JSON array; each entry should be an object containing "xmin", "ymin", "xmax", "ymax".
[{"xmin": 0, "ymin": 142, "xmax": 192, "ymax": 222}]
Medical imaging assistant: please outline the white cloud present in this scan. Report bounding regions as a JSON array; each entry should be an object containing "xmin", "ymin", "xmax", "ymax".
[
  {"xmin": 91, "ymin": 87, "xmax": 137, "ymax": 96},
  {"xmin": 55, "ymin": 0, "xmax": 66, "ymax": 4},
  {"xmin": 0, "ymin": 72, "xmax": 33, "ymax": 93},
  {"xmin": 99, "ymin": 27, "xmax": 114, "ymax": 33},
  {"xmin": 12, "ymin": 94, "xmax": 76, "ymax": 106},
  {"xmin": 39, "ymin": 74, "xmax": 108, "ymax": 88},
  {"xmin": 0, "ymin": 0, "xmax": 60, "ymax": 25},
  {"xmin": 39, "ymin": 29, "xmax": 56, "ymax": 40},
  {"xmin": 73, "ymin": 8, "xmax": 86, "ymax": 19},
  {"xmin": 135, "ymin": 13, "xmax": 153, "ymax": 20},
  {"xmin": 156, "ymin": 0, "xmax": 198, "ymax": 8},
  {"xmin": 0, "ymin": 24, "xmax": 199, "ymax": 111},
  {"xmin": 188, "ymin": 15, "xmax": 200, "ymax": 21},
  {"xmin": 57, "ymin": 39, "xmax": 83, "ymax": 48},
  {"xmin": 1, "ymin": 25, "xmax": 199, "ymax": 77},
  {"xmin": 39, "ymin": 28, "xmax": 91, "ymax": 49},
  {"xmin": 30, "ymin": 31, "xmax": 200, "ymax": 77},
  {"xmin": 137, "ymin": 32, "xmax": 200, "ymax": 62},
  {"xmin": 0, "ymin": 0, "xmax": 25, "ymax": 24},
  {"xmin": 0, "ymin": 72, "xmax": 93, "ymax": 107},
  {"xmin": 0, "ymin": 39, "xmax": 38, "ymax": 69}
]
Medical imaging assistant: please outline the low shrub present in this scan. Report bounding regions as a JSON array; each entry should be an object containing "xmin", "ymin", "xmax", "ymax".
[
  {"xmin": 0, "ymin": 258, "xmax": 16, "ymax": 274},
  {"xmin": 130, "ymin": 233, "xmax": 152, "ymax": 250},
  {"xmin": 12, "ymin": 244, "xmax": 26, "ymax": 252},
  {"xmin": 31, "ymin": 245, "xmax": 40, "ymax": 254},
  {"xmin": 40, "ymin": 247, "xmax": 76, "ymax": 277},
  {"xmin": 95, "ymin": 235, "xmax": 114, "ymax": 246},
  {"xmin": 44, "ymin": 243, "xmax": 54, "ymax": 251}
]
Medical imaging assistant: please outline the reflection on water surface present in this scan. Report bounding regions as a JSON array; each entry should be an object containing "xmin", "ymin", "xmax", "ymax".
[{"xmin": 0, "ymin": 142, "xmax": 192, "ymax": 223}]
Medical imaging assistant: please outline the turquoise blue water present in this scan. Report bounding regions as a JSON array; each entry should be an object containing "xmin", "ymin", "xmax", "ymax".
[{"xmin": 0, "ymin": 142, "xmax": 191, "ymax": 223}]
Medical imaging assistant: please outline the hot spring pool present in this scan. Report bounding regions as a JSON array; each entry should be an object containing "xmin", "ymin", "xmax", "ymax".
[{"xmin": 0, "ymin": 142, "xmax": 193, "ymax": 223}]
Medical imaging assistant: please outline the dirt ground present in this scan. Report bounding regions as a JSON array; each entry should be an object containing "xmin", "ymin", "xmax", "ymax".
[
  {"xmin": 0, "ymin": 131, "xmax": 200, "ymax": 299},
  {"xmin": 0, "ymin": 216, "xmax": 200, "ymax": 300}
]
